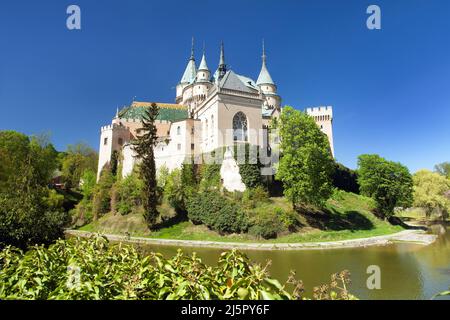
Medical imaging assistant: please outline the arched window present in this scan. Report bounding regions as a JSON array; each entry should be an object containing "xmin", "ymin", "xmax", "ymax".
[
  {"xmin": 211, "ymin": 115, "xmax": 214, "ymax": 137},
  {"xmin": 233, "ymin": 112, "xmax": 248, "ymax": 142},
  {"xmin": 177, "ymin": 126, "xmax": 181, "ymax": 135}
]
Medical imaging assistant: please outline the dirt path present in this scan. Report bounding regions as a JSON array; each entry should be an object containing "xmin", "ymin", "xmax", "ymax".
[{"xmin": 65, "ymin": 229, "xmax": 437, "ymax": 251}]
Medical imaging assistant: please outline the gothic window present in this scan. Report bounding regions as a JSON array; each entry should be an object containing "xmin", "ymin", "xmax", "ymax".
[
  {"xmin": 177, "ymin": 126, "xmax": 181, "ymax": 135},
  {"xmin": 233, "ymin": 112, "xmax": 248, "ymax": 142},
  {"xmin": 211, "ymin": 115, "xmax": 214, "ymax": 137},
  {"xmin": 104, "ymin": 137, "xmax": 108, "ymax": 145}
]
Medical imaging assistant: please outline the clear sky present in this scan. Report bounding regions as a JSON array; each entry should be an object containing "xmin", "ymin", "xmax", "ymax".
[{"xmin": 0, "ymin": 0, "xmax": 449, "ymax": 173}]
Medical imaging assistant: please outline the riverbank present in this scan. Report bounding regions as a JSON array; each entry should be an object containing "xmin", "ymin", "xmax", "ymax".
[
  {"xmin": 65, "ymin": 229, "xmax": 437, "ymax": 251},
  {"xmin": 78, "ymin": 192, "xmax": 409, "ymax": 244}
]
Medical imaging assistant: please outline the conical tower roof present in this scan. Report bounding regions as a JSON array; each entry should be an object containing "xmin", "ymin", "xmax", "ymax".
[
  {"xmin": 256, "ymin": 41, "xmax": 275, "ymax": 86},
  {"xmin": 180, "ymin": 38, "xmax": 197, "ymax": 84}
]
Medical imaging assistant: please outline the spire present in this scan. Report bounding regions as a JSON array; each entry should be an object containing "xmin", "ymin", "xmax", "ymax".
[
  {"xmin": 180, "ymin": 37, "xmax": 197, "ymax": 84},
  {"xmin": 190, "ymin": 36, "xmax": 195, "ymax": 60},
  {"xmin": 256, "ymin": 39, "xmax": 275, "ymax": 86},
  {"xmin": 215, "ymin": 41, "xmax": 227, "ymax": 82},
  {"xmin": 198, "ymin": 43, "xmax": 209, "ymax": 71},
  {"xmin": 219, "ymin": 41, "xmax": 225, "ymax": 67},
  {"xmin": 115, "ymin": 107, "xmax": 119, "ymax": 118}
]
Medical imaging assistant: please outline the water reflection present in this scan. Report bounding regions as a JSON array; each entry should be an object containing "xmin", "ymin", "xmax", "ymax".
[{"xmin": 135, "ymin": 225, "xmax": 450, "ymax": 300}]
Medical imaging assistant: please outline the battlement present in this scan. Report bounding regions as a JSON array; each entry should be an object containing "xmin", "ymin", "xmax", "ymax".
[
  {"xmin": 306, "ymin": 106, "xmax": 333, "ymax": 120},
  {"xmin": 100, "ymin": 123, "xmax": 131, "ymax": 132}
]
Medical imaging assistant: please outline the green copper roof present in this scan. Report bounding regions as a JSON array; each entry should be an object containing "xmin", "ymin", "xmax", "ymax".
[
  {"xmin": 180, "ymin": 58, "xmax": 197, "ymax": 84},
  {"xmin": 119, "ymin": 102, "xmax": 188, "ymax": 122},
  {"xmin": 180, "ymin": 38, "xmax": 197, "ymax": 84}
]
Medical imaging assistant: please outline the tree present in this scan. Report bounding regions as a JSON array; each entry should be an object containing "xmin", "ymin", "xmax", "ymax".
[
  {"xmin": 413, "ymin": 170, "xmax": 450, "ymax": 220},
  {"xmin": 132, "ymin": 103, "xmax": 160, "ymax": 226},
  {"xmin": 61, "ymin": 142, "xmax": 98, "ymax": 189},
  {"xmin": 276, "ymin": 106, "xmax": 335, "ymax": 209},
  {"xmin": 357, "ymin": 154, "xmax": 413, "ymax": 218},
  {"xmin": 434, "ymin": 162, "xmax": 450, "ymax": 179},
  {"xmin": 332, "ymin": 162, "xmax": 360, "ymax": 194},
  {"xmin": 0, "ymin": 130, "xmax": 69, "ymax": 249}
]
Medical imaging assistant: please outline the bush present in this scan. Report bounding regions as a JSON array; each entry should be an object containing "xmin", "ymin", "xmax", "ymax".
[
  {"xmin": 115, "ymin": 172, "xmax": 144, "ymax": 215},
  {"xmin": 233, "ymin": 144, "xmax": 262, "ymax": 188},
  {"xmin": 92, "ymin": 169, "xmax": 115, "ymax": 220},
  {"xmin": 0, "ymin": 236, "xmax": 357, "ymax": 300},
  {"xmin": 242, "ymin": 186, "xmax": 270, "ymax": 209},
  {"xmin": 186, "ymin": 191, "xmax": 249, "ymax": 234},
  {"xmin": 249, "ymin": 209, "xmax": 284, "ymax": 239}
]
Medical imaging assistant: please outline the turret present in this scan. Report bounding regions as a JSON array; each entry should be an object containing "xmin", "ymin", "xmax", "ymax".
[
  {"xmin": 257, "ymin": 41, "xmax": 281, "ymax": 109},
  {"xmin": 196, "ymin": 47, "xmax": 210, "ymax": 82},
  {"xmin": 193, "ymin": 47, "xmax": 212, "ymax": 108},
  {"xmin": 176, "ymin": 38, "xmax": 197, "ymax": 103}
]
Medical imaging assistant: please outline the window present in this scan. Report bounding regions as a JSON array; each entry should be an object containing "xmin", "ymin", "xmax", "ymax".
[
  {"xmin": 211, "ymin": 115, "xmax": 214, "ymax": 137},
  {"xmin": 118, "ymin": 138, "xmax": 123, "ymax": 146},
  {"xmin": 233, "ymin": 111, "xmax": 248, "ymax": 142},
  {"xmin": 191, "ymin": 143, "xmax": 195, "ymax": 150},
  {"xmin": 177, "ymin": 143, "xmax": 181, "ymax": 151},
  {"xmin": 177, "ymin": 126, "xmax": 181, "ymax": 135},
  {"xmin": 104, "ymin": 137, "xmax": 108, "ymax": 145},
  {"xmin": 191, "ymin": 127, "xmax": 194, "ymax": 135}
]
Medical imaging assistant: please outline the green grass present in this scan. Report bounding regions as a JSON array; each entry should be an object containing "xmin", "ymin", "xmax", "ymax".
[{"xmin": 79, "ymin": 190, "xmax": 403, "ymax": 244}]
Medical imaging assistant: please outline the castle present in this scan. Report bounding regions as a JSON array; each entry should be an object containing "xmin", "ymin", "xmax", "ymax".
[{"xmin": 97, "ymin": 41, "xmax": 334, "ymax": 191}]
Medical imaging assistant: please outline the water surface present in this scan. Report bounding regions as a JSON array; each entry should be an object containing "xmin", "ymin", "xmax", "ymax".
[{"xmin": 136, "ymin": 224, "xmax": 450, "ymax": 300}]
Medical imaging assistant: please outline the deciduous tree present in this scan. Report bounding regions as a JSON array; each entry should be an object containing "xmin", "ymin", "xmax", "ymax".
[
  {"xmin": 276, "ymin": 106, "xmax": 334, "ymax": 210},
  {"xmin": 357, "ymin": 154, "xmax": 413, "ymax": 218}
]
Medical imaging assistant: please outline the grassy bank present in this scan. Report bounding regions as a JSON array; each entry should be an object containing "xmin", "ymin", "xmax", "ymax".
[{"xmin": 78, "ymin": 191, "xmax": 403, "ymax": 243}]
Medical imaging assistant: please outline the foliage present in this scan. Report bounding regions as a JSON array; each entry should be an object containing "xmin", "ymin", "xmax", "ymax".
[
  {"xmin": 276, "ymin": 106, "xmax": 335, "ymax": 209},
  {"xmin": 80, "ymin": 170, "xmax": 96, "ymax": 199},
  {"xmin": 233, "ymin": 144, "xmax": 262, "ymax": 188},
  {"xmin": 248, "ymin": 209, "xmax": 285, "ymax": 239},
  {"xmin": 0, "ymin": 131, "xmax": 70, "ymax": 249},
  {"xmin": 61, "ymin": 142, "xmax": 98, "ymax": 189},
  {"xmin": 114, "ymin": 171, "xmax": 144, "ymax": 215},
  {"xmin": 242, "ymin": 186, "xmax": 270, "ymax": 209},
  {"xmin": 157, "ymin": 165, "xmax": 170, "ymax": 189},
  {"xmin": 164, "ymin": 166, "xmax": 196, "ymax": 213},
  {"xmin": 186, "ymin": 192, "xmax": 249, "ymax": 234},
  {"xmin": 92, "ymin": 169, "xmax": 115, "ymax": 220},
  {"xmin": 132, "ymin": 104, "xmax": 160, "ymax": 226},
  {"xmin": 434, "ymin": 162, "xmax": 450, "ymax": 179},
  {"xmin": 412, "ymin": 170, "xmax": 450, "ymax": 219},
  {"xmin": 0, "ymin": 236, "xmax": 356, "ymax": 300},
  {"xmin": 332, "ymin": 162, "xmax": 360, "ymax": 194},
  {"xmin": 357, "ymin": 154, "xmax": 413, "ymax": 218},
  {"xmin": 199, "ymin": 155, "xmax": 221, "ymax": 191}
]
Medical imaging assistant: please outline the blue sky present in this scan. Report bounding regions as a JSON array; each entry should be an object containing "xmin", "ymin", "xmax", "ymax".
[{"xmin": 0, "ymin": 0, "xmax": 449, "ymax": 172}]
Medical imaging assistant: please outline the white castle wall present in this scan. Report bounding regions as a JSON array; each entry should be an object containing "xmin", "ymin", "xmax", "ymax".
[{"xmin": 306, "ymin": 106, "xmax": 334, "ymax": 157}]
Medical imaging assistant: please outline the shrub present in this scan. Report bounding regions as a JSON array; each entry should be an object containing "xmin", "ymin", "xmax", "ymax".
[
  {"xmin": 92, "ymin": 169, "xmax": 115, "ymax": 220},
  {"xmin": 242, "ymin": 186, "xmax": 270, "ymax": 209},
  {"xmin": 186, "ymin": 192, "xmax": 249, "ymax": 233},
  {"xmin": 115, "ymin": 172, "xmax": 144, "ymax": 215},
  {"xmin": 233, "ymin": 144, "xmax": 262, "ymax": 188},
  {"xmin": 249, "ymin": 210, "xmax": 284, "ymax": 239},
  {"xmin": 199, "ymin": 163, "xmax": 221, "ymax": 191},
  {"xmin": 0, "ymin": 236, "xmax": 356, "ymax": 300}
]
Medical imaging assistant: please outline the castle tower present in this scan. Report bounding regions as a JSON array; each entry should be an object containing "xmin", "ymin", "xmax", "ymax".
[
  {"xmin": 256, "ymin": 41, "xmax": 281, "ymax": 110},
  {"xmin": 193, "ymin": 47, "xmax": 212, "ymax": 112},
  {"xmin": 176, "ymin": 38, "xmax": 197, "ymax": 104},
  {"xmin": 306, "ymin": 106, "xmax": 335, "ymax": 157},
  {"xmin": 214, "ymin": 41, "xmax": 227, "ymax": 83},
  {"xmin": 97, "ymin": 120, "xmax": 130, "ymax": 180}
]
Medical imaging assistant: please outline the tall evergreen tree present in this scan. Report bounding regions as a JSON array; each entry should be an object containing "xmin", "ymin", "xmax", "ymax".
[{"xmin": 132, "ymin": 103, "xmax": 160, "ymax": 226}]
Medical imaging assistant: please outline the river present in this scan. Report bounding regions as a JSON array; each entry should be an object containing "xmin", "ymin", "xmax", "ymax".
[{"xmin": 135, "ymin": 224, "xmax": 450, "ymax": 300}]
